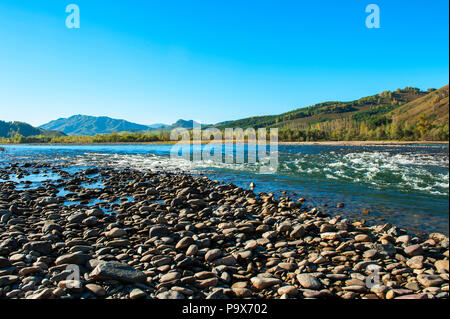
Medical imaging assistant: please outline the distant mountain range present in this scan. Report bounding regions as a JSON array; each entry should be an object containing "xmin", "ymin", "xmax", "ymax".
[
  {"xmin": 160, "ymin": 119, "xmax": 203, "ymax": 131},
  {"xmin": 39, "ymin": 115, "xmax": 168, "ymax": 136},
  {"xmin": 0, "ymin": 120, "xmax": 65, "ymax": 138},
  {"xmin": 2, "ymin": 84, "xmax": 448, "ymax": 141},
  {"xmin": 38, "ymin": 115, "xmax": 204, "ymax": 136}
]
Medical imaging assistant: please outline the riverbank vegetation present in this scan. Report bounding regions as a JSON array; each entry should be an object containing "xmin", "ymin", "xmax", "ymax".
[{"xmin": 0, "ymin": 121, "xmax": 448, "ymax": 144}]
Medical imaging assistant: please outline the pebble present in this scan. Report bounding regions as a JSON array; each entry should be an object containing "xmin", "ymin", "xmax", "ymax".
[
  {"xmin": 435, "ymin": 260, "xmax": 449, "ymax": 273},
  {"xmin": 0, "ymin": 163, "xmax": 447, "ymax": 300},
  {"xmin": 296, "ymin": 274, "xmax": 322, "ymax": 290},
  {"xmin": 404, "ymin": 244, "xmax": 424, "ymax": 256},
  {"xmin": 85, "ymin": 284, "xmax": 106, "ymax": 297},
  {"xmin": 417, "ymin": 274, "xmax": 445, "ymax": 287},
  {"xmin": 406, "ymin": 256, "xmax": 424, "ymax": 269},
  {"xmin": 129, "ymin": 288, "xmax": 147, "ymax": 299},
  {"xmin": 156, "ymin": 290, "xmax": 185, "ymax": 299},
  {"xmin": 250, "ymin": 277, "xmax": 282, "ymax": 290},
  {"xmin": 89, "ymin": 261, "xmax": 147, "ymax": 283}
]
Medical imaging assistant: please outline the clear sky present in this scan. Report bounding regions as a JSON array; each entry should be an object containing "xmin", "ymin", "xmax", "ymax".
[{"xmin": 0, "ymin": 0, "xmax": 448, "ymax": 127}]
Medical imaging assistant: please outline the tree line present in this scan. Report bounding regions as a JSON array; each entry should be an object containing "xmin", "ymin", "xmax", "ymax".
[{"xmin": 0, "ymin": 119, "xmax": 448, "ymax": 145}]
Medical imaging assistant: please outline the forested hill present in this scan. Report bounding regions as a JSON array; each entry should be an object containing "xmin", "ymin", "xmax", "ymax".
[
  {"xmin": 389, "ymin": 85, "xmax": 449, "ymax": 139},
  {"xmin": 0, "ymin": 121, "xmax": 64, "ymax": 138},
  {"xmin": 215, "ymin": 85, "xmax": 449, "ymax": 141}
]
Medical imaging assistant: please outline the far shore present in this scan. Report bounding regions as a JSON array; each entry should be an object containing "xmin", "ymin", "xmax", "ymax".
[
  {"xmin": 279, "ymin": 140, "xmax": 449, "ymax": 146},
  {"xmin": 1, "ymin": 140, "xmax": 449, "ymax": 147}
]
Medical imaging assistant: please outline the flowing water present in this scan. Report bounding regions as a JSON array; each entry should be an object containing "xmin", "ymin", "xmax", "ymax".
[{"xmin": 0, "ymin": 143, "xmax": 448, "ymax": 234}]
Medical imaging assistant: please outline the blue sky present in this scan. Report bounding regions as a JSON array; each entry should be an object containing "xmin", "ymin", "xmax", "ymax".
[{"xmin": 0, "ymin": 0, "xmax": 448, "ymax": 126}]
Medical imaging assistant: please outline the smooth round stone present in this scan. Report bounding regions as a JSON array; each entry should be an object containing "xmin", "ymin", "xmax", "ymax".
[
  {"xmin": 186, "ymin": 244, "xmax": 198, "ymax": 256},
  {"xmin": 404, "ymin": 244, "xmax": 424, "ymax": 256},
  {"xmin": 296, "ymin": 274, "xmax": 322, "ymax": 290},
  {"xmin": 160, "ymin": 272, "xmax": 181, "ymax": 283},
  {"xmin": 277, "ymin": 285, "xmax": 299, "ymax": 296},
  {"xmin": 250, "ymin": 277, "xmax": 282, "ymax": 290},
  {"xmin": 232, "ymin": 288, "xmax": 252, "ymax": 298},
  {"xmin": 204, "ymin": 249, "xmax": 222, "ymax": 262},
  {"xmin": 85, "ymin": 284, "xmax": 106, "ymax": 297},
  {"xmin": 172, "ymin": 286, "xmax": 194, "ymax": 296},
  {"xmin": 156, "ymin": 290, "xmax": 185, "ymax": 299},
  {"xmin": 176, "ymin": 237, "xmax": 194, "ymax": 250},
  {"xmin": 105, "ymin": 228, "xmax": 126, "ymax": 238},
  {"xmin": 355, "ymin": 234, "xmax": 372, "ymax": 242},
  {"xmin": 130, "ymin": 288, "xmax": 146, "ymax": 299},
  {"xmin": 320, "ymin": 232, "xmax": 341, "ymax": 240}
]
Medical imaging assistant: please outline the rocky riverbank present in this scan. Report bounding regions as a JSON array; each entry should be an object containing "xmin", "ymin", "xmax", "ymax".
[{"xmin": 0, "ymin": 162, "xmax": 448, "ymax": 299}]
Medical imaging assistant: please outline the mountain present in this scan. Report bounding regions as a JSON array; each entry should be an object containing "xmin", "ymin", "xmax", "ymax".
[
  {"xmin": 162, "ymin": 119, "xmax": 203, "ymax": 130},
  {"xmin": 0, "ymin": 120, "xmax": 65, "ymax": 138},
  {"xmin": 147, "ymin": 123, "xmax": 168, "ymax": 129},
  {"xmin": 40, "ymin": 115, "xmax": 164, "ymax": 136},
  {"xmin": 214, "ymin": 85, "xmax": 449, "ymax": 140}
]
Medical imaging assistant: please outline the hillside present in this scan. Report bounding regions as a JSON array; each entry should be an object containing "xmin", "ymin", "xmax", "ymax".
[
  {"xmin": 215, "ymin": 85, "xmax": 448, "ymax": 141},
  {"xmin": 39, "ymin": 115, "xmax": 166, "ymax": 136},
  {"xmin": 216, "ymin": 87, "xmax": 428, "ymax": 130},
  {"xmin": 390, "ymin": 85, "xmax": 448, "ymax": 126},
  {"xmin": 383, "ymin": 85, "xmax": 449, "ymax": 141},
  {"xmin": 0, "ymin": 121, "xmax": 65, "ymax": 139}
]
